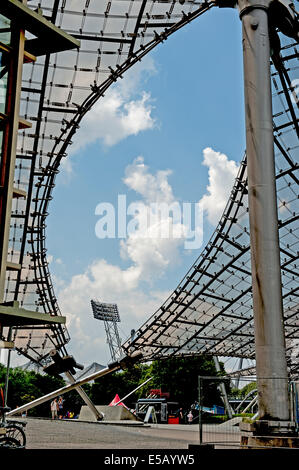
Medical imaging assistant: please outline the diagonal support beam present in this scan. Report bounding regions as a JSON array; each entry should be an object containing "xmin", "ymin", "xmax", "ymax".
[
  {"xmin": 7, "ymin": 363, "xmax": 121, "ymax": 417},
  {"xmin": 6, "ymin": 351, "xmax": 142, "ymax": 417},
  {"xmin": 64, "ymin": 371, "xmax": 104, "ymax": 421}
]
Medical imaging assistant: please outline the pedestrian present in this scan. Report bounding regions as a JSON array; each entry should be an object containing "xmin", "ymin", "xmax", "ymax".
[
  {"xmin": 58, "ymin": 396, "xmax": 64, "ymax": 419},
  {"xmin": 187, "ymin": 410, "xmax": 193, "ymax": 424},
  {"xmin": 50, "ymin": 398, "xmax": 58, "ymax": 420},
  {"xmin": 179, "ymin": 408, "xmax": 184, "ymax": 423}
]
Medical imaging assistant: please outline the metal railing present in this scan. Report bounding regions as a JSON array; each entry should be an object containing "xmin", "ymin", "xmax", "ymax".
[{"xmin": 196, "ymin": 376, "xmax": 299, "ymax": 449}]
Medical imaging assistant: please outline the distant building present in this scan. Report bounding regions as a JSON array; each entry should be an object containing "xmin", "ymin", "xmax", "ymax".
[
  {"xmin": 72, "ymin": 362, "xmax": 106, "ymax": 383},
  {"xmin": 18, "ymin": 361, "xmax": 45, "ymax": 375}
]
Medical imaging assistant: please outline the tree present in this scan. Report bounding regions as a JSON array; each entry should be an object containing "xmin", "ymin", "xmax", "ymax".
[
  {"xmin": 0, "ymin": 364, "xmax": 65, "ymax": 417},
  {"xmin": 89, "ymin": 366, "xmax": 146, "ymax": 408},
  {"xmin": 0, "ymin": 355, "xmax": 228, "ymax": 417},
  {"xmin": 89, "ymin": 355, "xmax": 225, "ymax": 411},
  {"xmin": 137, "ymin": 355, "xmax": 223, "ymax": 409}
]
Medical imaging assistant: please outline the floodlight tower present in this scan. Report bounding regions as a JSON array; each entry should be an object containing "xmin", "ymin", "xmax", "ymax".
[{"xmin": 91, "ymin": 300, "xmax": 123, "ymax": 362}]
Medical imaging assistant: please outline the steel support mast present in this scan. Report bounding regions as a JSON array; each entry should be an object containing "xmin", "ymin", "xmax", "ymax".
[
  {"xmin": 240, "ymin": 0, "xmax": 290, "ymax": 424},
  {"xmin": 217, "ymin": 0, "xmax": 298, "ymax": 437}
]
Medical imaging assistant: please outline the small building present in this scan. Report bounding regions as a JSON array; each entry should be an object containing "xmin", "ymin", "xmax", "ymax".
[{"xmin": 135, "ymin": 398, "xmax": 179, "ymax": 423}]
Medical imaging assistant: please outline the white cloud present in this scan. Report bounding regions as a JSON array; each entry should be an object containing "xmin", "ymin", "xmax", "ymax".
[
  {"xmin": 120, "ymin": 157, "xmax": 191, "ymax": 281},
  {"xmin": 123, "ymin": 156, "xmax": 174, "ymax": 204},
  {"xmin": 59, "ymin": 157, "xmax": 73, "ymax": 181},
  {"xmin": 56, "ymin": 157, "xmax": 190, "ymax": 364},
  {"xmin": 55, "ymin": 148, "xmax": 238, "ymax": 365},
  {"xmin": 72, "ymin": 90, "xmax": 155, "ymax": 151},
  {"xmin": 57, "ymin": 260, "xmax": 171, "ymax": 366},
  {"xmin": 117, "ymin": 56, "xmax": 157, "ymax": 98},
  {"xmin": 59, "ymin": 57, "xmax": 157, "ymax": 180},
  {"xmin": 47, "ymin": 254, "xmax": 64, "ymax": 266},
  {"xmin": 199, "ymin": 147, "xmax": 239, "ymax": 226}
]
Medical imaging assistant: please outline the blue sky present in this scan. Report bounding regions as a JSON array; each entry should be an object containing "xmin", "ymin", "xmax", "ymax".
[{"xmin": 45, "ymin": 8, "xmax": 246, "ymax": 367}]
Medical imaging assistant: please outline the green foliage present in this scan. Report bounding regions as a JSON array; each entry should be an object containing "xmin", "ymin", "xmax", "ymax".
[
  {"xmin": 240, "ymin": 381, "xmax": 257, "ymax": 397},
  {"xmin": 90, "ymin": 355, "xmax": 223, "ymax": 410},
  {"xmin": 230, "ymin": 381, "xmax": 257, "ymax": 399},
  {"xmin": 138, "ymin": 356, "xmax": 222, "ymax": 408},
  {"xmin": 233, "ymin": 413, "xmax": 254, "ymax": 418},
  {"xmin": 202, "ymin": 414, "xmax": 228, "ymax": 424},
  {"xmin": 0, "ymin": 355, "xmax": 228, "ymax": 417},
  {"xmin": 229, "ymin": 387, "xmax": 242, "ymax": 398},
  {"xmin": 0, "ymin": 363, "xmax": 65, "ymax": 417}
]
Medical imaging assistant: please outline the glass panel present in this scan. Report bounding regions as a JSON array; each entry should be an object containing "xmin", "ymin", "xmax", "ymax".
[
  {"xmin": 0, "ymin": 14, "xmax": 11, "ymax": 45},
  {"xmin": 0, "ymin": 49, "xmax": 9, "ymax": 114}
]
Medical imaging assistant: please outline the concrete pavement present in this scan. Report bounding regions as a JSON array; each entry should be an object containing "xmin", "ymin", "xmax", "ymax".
[{"xmin": 13, "ymin": 417, "xmax": 241, "ymax": 449}]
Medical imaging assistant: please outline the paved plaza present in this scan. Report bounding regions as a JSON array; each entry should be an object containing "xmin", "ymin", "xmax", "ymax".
[
  {"xmin": 11, "ymin": 417, "xmax": 241, "ymax": 450},
  {"xmin": 23, "ymin": 418, "xmax": 200, "ymax": 449}
]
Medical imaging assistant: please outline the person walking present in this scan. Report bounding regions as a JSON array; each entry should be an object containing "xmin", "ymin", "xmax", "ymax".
[
  {"xmin": 50, "ymin": 398, "xmax": 58, "ymax": 420},
  {"xmin": 179, "ymin": 408, "xmax": 184, "ymax": 424},
  {"xmin": 187, "ymin": 410, "xmax": 193, "ymax": 424},
  {"xmin": 58, "ymin": 396, "xmax": 64, "ymax": 419}
]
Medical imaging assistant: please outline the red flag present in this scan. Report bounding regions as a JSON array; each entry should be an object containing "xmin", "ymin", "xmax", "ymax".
[{"xmin": 108, "ymin": 394, "xmax": 129, "ymax": 409}]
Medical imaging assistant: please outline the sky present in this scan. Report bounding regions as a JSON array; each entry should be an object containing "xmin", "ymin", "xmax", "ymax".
[{"xmin": 43, "ymin": 8, "xmax": 246, "ymax": 368}]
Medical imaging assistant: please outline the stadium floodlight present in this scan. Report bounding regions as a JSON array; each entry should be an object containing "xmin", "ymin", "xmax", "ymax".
[
  {"xmin": 91, "ymin": 300, "xmax": 123, "ymax": 363},
  {"xmin": 91, "ymin": 301, "xmax": 120, "ymax": 322}
]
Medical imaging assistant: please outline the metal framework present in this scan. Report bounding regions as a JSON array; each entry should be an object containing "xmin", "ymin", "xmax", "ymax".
[
  {"xmin": 0, "ymin": 0, "xmax": 297, "ymax": 378},
  {"xmin": 124, "ymin": 29, "xmax": 299, "ymax": 373},
  {"xmin": 91, "ymin": 300, "xmax": 123, "ymax": 362},
  {"xmin": 123, "ymin": 51, "xmax": 299, "ymax": 369},
  {"xmin": 1, "ymin": 0, "xmax": 214, "ymax": 364},
  {"xmin": 0, "ymin": 0, "xmax": 78, "ymax": 363}
]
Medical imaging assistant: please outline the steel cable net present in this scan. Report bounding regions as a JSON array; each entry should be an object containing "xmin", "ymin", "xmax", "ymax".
[
  {"xmin": 3, "ymin": 0, "xmax": 214, "ymax": 364},
  {"xmin": 123, "ymin": 40, "xmax": 299, "ymax": 372},
  {"xmin": 124, "ymin": 74, "xmax": 299, "ymax": 369},
  {"xmin": 1, "ymin": 1, "xmax": 297, "ymax": 369}
]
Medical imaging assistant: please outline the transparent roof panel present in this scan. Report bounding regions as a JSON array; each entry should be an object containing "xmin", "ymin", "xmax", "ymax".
[{"xmin": 2, "ymin": 1, "xmax": 297, "ymax": 372}]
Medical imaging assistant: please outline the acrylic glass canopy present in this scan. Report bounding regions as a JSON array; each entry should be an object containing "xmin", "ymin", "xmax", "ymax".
[{"xmin": 2, "ymin": 0, "xmax": 297, "ymax": 373}]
